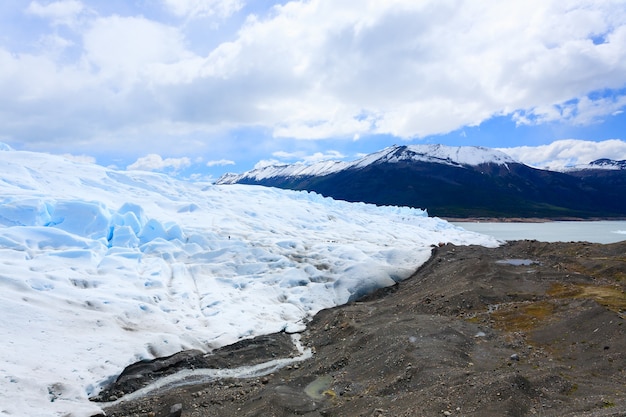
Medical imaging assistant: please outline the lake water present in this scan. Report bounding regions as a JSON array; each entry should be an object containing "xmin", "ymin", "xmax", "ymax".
[{"xmin": 452, "ymin": 220, "xmax": 626, "ymax": 244}]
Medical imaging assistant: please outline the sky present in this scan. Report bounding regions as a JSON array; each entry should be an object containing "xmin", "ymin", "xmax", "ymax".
[{"xmin": 1, "ymin": 0, "xmax": 626, "ymax": 180}]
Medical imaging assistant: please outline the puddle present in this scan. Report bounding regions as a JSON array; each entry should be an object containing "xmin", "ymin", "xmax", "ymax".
[
  {"xmin": 496, "ymin": 259, "xmax": 540, "ymax": 266},
  {"xmin": 304, "ymin": 375, "xmax": 334, "ymax": 400}
]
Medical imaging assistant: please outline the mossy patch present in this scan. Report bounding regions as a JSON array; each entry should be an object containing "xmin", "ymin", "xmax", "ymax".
[
  {"xmin": 486, "ymin": 283, "xmax": 625, "ymax": 333},
  {"xmin": 490, "ymin": 300, "xmax": 556, "ymax": 332},
  {"xmin": 547, "ymin": 283, "xmax": 626, "ymax": 313},
  {"xmin": 563, "ymin": 256, "xmax": 626, "ymax": 283}
]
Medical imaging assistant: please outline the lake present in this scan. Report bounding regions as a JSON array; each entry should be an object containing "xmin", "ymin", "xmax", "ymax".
[{"xmin": 452, "ymin": 220, "xmax": 626, "ymax": 244}]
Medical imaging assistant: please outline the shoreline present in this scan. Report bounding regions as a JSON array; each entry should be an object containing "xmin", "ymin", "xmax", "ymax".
[
  {"xmin": 99, "ymin": 240, "xmax": 626, "ymax": 417},
  {"xmin": 443, "ymin": 216, "xmax": 626, "ymax": 223}
]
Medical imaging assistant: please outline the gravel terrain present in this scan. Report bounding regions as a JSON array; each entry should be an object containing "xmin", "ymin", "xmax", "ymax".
[{"xmin": 96, "ymin": 240, "xmax": 626, "ymax": 417}]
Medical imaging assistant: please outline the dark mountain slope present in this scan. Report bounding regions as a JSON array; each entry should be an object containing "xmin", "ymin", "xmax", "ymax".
[{"xmin": 219, "ymin": 145, "xmax": 626, "ymax": 219}]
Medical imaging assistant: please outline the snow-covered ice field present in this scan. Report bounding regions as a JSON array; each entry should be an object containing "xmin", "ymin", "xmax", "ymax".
[{"xmin": 0, "ymin": 145, "xmax": 499, "ymax": 416}]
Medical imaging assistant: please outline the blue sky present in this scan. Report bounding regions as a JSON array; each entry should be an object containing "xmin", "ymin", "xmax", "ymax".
[{"xmin": 1, "ymin": 0, "xmax": 626, "ymax": 180}]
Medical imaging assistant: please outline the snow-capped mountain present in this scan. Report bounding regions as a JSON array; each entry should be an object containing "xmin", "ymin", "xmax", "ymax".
[
  {"xmin": 569, "ymin": 158, "xmax": 626, "ymax": 171},
  {"xmin": 217, "ymin": 144, "xmax": 516, "ymax": 184},
  {"xmin": 0, "ymin": 144, "xmax": 498, "ymax": 416},
  {"xmin": 216, "ymin": 144, "xmax": 626, "ymax": 219}
]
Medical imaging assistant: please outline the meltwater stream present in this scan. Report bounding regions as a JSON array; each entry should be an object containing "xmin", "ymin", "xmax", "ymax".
[{"xmin": 101, "ymin": 334, "xmax": 313, "ymax": 406}]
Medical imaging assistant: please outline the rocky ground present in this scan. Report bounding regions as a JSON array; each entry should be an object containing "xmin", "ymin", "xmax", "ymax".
[{"xmin": 95, "ymin": 240, "xmax": 626, "ymax": 417}]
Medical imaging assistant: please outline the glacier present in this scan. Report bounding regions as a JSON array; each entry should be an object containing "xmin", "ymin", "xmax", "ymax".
[{"xmin": 0, "ymin": 145, "xmax": 499, "ymax": 416}]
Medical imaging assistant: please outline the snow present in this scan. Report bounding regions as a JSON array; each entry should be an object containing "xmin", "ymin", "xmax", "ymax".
[
  {"xmin": 0, "ymin": 145, "xmax": 499, "ymax": 416},
  {"xmin": 216, "ymin": 144, "xmax": 517, "ymax": 184},
  {"xmin": 219, "ymin": 159, "xmax": 351, "ymax": 182},
  {"xmin": 564, "ymin": 158, "xmax": 626, "ymax": 171},
  {"xmin": 353, "ymin": 144, "xmax": 516, "ymax": 168}
]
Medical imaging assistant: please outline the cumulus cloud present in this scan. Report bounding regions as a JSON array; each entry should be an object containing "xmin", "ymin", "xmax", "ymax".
[
  {"xmin": 62, "ymin": 153, "xmax": 96, "ymax": 164},
  {"xmin": 2, "ymin": 0, "xmax": 626, "ymax": 155},
  {"xmin": 26, "ymin": 0, "xmax": 86, "ymax": 27},
  {"xmin": 127, "ymin": 154, "xmax": 192, "ymax": 171},
  {"xmin": 513, "ymin": 95, "xmax": 626, "ymax": 126},
  {"xmin": 152, "ymin": 0, "xmax": 626, "ymax": 139},
  {"xmin": 254, "ymin": 159, "xmax": 281, "ymax": 169},
  {"xmin": 498, "ymin": 139, "xmax": 626, "ymax": 170},
  {"xmin": 252, "ymin": 149, "xmax": 345, "ymax": 170},
  {"xmin": 206, "ymin": 158, "xmax": 235, "ymax": 167},
  {"xmin": 218, "ymin": 0, "xmax": 626, "ymax": 139},
  {"xmin": 83, "ymin": 15, "xmax": 190, "ymax": 77},
  {"xmin": 273, "ymin": 150, "xmax": 346, "ymax": 163},
  {"xmin": 162, "ymin": 0, "xmax": 243, "ymax": 19}
]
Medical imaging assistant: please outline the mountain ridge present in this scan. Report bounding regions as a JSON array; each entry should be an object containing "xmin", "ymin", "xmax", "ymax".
[
  {"xmin": 216, "ymin": 144, "xmax": 626, "ymax": 219},
  {"xmin": 217, "ymin": 144, "xmax": 517, "ymax": 184},
  {"xmin": 572, "ymin": 158, "xmax": 626, "ymax": 171}
]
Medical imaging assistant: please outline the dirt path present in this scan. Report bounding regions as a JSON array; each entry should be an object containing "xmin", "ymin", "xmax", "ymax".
[{"xmin": 96, "ymin": 240, "xmax": 626, "ymax": 417}]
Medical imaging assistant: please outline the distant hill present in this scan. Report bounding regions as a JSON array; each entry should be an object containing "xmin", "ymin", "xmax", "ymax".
[{"xmin": 216, "ymin": 144, "xmax": 626, "ymax": 219}]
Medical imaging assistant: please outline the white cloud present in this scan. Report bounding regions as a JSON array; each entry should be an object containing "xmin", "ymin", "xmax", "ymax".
[
  {"xmin": 189, "ymin": 0, "xmax": 626, "ymax": 139},
  {"xmin": 38, "ymin": 33, "xmax": 75, "ymax": 54},
  {"xmin": 162, "ymin": 0, "xmax": 243, "ymax": 19},
  {"xmin": 26, "ymin": 0, "xmax": 86, "ymax": 27},
  {"xmin": 273, "ymin": 150, "xmax": 345, "ymax": 164},
  {"xmin": 2, "ymin": 0, "xmax": 626, "ymax": 156},
  {"xmin": 252, "ymin": 149, "xmax": 346, "ymax": 170},
  {"xmin": 513, "ymin": 95, "xmax": 626, "ymax": 126},
  {"xmin": 498, "ymin": 139, "xmax": 626, "ymax": 170},
  {"xmin": 206, "ymin": 158, "xmax": 235, "ymax": 167},
  {"xmin": 62, "ymin": 153, "xmax": 96, "ymax": 164},
  {"xmin": 127, "ymin": 154, "xmax": 191, "ymax": 171},
  {"xmin": 83, "ymin": 15, "xmax": 190, "ymax": 78},
  {"xmin": 254, "ymin": 159, "xmax": 281, "ymax": 169}
]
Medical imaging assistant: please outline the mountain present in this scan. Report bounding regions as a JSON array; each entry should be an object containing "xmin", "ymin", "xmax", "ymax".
[
  {"xmin": 216, "ymin": 144, "xmax": 626, "ymax": 219},
  {"xmin": 570, "ymin": 158, "xmax": 626, "ymax": 171},
  {"xmin": 218, "ymin": 144, "xmax": 516, "ymax": 182}
]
